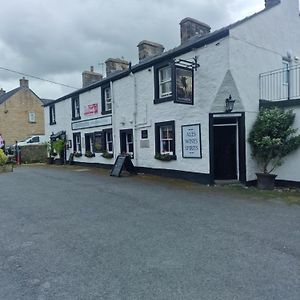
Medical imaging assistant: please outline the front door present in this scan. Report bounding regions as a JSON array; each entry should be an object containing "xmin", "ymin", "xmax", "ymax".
[
  {"xmin": 213, "ymin": 125, "xmax": 237, "ymax": 180},
  {"xmin": 120, "ymin": 129, "xmax": 134, "ymax": 158}
]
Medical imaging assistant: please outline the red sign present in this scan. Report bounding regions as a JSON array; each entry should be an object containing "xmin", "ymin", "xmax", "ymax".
[{"xmin": 84, "ymin": 103, "xmax": 98, "ymax": 116}]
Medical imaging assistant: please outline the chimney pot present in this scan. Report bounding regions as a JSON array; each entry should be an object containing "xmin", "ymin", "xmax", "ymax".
[
  {"xmin": 105, "ymin": 58, "xmax": 129, "ymax": 76},
  {"xmin": 265, "ymin": 0, "xmax": 280, "ymax": 8},
  {"xmin": 137, "ymin": 40, "xmax": 165, "ymax": 61},
  {"xmin": 180, "ymin": 17, "xmax": 211, "ymax": 44},
  {"xmin": 82, "ymin": 67, "xmax": 103, "ymax": 87},
  {"xmin": 20, "ymin": 77, "xmax": 29, "ymax": 88},
  {"xmin": 0, "ymin": 88, "xmax": 6, "ymax": 96}
]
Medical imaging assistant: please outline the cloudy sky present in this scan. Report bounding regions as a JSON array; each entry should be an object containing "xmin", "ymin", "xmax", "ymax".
[{"xmin": 0, "ymin": 0, "xmax": 273, "ymax": 99}]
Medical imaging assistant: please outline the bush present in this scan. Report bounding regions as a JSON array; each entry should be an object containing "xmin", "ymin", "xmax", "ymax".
[
  {"xmin": 0, "ymin": 149, "xmax": 8, "ymax": 166},
  {"xmin": 249, "ymin": 107, "xmax": 300, "ymax": 174}
]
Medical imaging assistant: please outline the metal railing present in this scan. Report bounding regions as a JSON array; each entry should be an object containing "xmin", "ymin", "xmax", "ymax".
[{"xmin": 259, "ymin": 64, "xmax": 300, "ymax": 101}]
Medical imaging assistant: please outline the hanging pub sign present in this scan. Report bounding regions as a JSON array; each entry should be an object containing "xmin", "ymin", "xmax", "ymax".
[
  {"xmin": 181, "ymin": 124, "xmax": 202, "ymax": 158},
  {"xmin": 175, "ymin": 67, "xmax": 193, "ymax": 104},
  {"xmin": 84, "ymin": 103, "xmax": 99, "ymax": 116}
]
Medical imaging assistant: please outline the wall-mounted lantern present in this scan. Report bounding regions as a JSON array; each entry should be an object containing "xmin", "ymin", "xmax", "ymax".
[{"xmin": 225, "ymin": 95, "xmax": 235, "ymax": 113}]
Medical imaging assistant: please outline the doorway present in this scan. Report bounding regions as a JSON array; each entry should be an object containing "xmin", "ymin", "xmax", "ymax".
[
  {"xmin": 209, "ymin": 114, "xmax": 246, "ymax": 183},
  {"xmin": 213, "ymin": 124, "xmax": 237, "ymax": 180},
  {"xmin": 120, "ymin": 129, "xmax": 134, "ymax": 158}
]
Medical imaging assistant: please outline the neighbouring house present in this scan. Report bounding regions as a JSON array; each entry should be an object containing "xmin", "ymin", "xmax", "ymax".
[
  {"xmin": 44, "ymin": 0, "xmax": 300, "ymax": 186},
  {"xmin": 0, "ymin": 78, "xmax": 48, "ymax": 145}
]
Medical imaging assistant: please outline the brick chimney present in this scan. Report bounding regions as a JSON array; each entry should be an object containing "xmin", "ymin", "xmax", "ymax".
[
  {"xmin": 105, "ymin": 58, "xmax": 129, "ymax": 76},
  {"xmin": 180, "ymin": 17, "xmax": 211, "ymax": 44},
  {"xmin": 137, "ymin": 40, "xmax": 165, "ymax": 61},
  {"xmin": 0, "ymin": 88, "xmax": 5, "ymax": 96},
  {"xmin": 265, "ymin": 0, "xmax": 280, "ymax": 8},
  {"xmin": 20, "ymin": 77, "xmax": 29, "ymax": 88},
  {"xmin": 82, "ymin": 66, "xmax": 103, "ymax": 87}
]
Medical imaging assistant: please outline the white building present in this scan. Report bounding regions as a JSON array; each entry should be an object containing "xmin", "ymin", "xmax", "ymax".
[{"xmin": 44, "ymin": 0, "xmax": 300, "ymax": 186}]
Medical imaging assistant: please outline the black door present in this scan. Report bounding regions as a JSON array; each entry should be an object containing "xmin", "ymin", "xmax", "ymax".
[
  {"xmin": 120, "ymin": 129, "xmax": 134, "ymax": 157},
  {"xmin": 213, "ymin": 125, "xmax": 237, "ymax": 180}
]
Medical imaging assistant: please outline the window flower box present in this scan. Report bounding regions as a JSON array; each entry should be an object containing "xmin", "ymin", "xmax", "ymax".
[
  {"xmin": 85, "ymin": 151, "xmax": 95, "ymax": 158},
  {"xmin": 154, "ymin": 153, "xmax": 173, "ymax": 161},
  {"xmin": 101, "ymin": 151, "xmax": 113, "ymax": 159},
  {"xmin": 74, "ymin": 152, "xmax": 82, "ymax": 157}
]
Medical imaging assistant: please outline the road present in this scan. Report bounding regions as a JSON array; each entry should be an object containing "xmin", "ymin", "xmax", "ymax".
[{"xmin": 0, "ymin": 165, "xmax": 299, "ymax": 299}]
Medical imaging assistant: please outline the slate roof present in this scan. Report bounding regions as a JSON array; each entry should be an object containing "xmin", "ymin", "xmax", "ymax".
[
  {"xmin": 0, "ymin": 87, "xmax": 22, "ymax": 105},
  {"xmin": 45, "ymin": 1, "xmax": 281, "ymax": 106},
  {"xmin": 0, "ymin": 86, "xmax": 44, "ymax": 106},
  {"xmin": 40, "ymin": 98, "xmax": 55, "ymax": 106}
]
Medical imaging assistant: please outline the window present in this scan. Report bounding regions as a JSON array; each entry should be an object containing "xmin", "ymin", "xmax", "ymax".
[
  {"xmin": 49, "ymin": 105, "xmax": 56, "ymax": 125},
  {"xmin": 31, "ymin": 136, "xmax": 40, "ymax": 143},
  {"xmin": 28, "ymin": 112, "xmax": 36, "ymax": 123},
  {"xmin": 94, "ymin": 131, "xmax": 103, "ymax": 153},
  {"xmin": 155, "ymin": 121, "xmax": 176, "ymax": 159},
  {"xmin": 85, "ymin": 133, "xmax": 94, "ymax": 152},
  {"xmin": 73, "ymin": 133, "xmax": 81, "ymax": 153},
  {"xmin": 103, "ymin": 129, "xmax": 113, "ymax": 153},
  {"xmin": 141, "ymin": 130, "xmax": 148, "ymax": 139},
  {"xmin": 154, "ymin": 63, "xmax": 173, "ymax": 103},
  {"xmin": 159, "ymin": 66, "xmax": 172, "ymax": 98},
  {"xmin": 72, "ymin": 96, "xmax": 80, "ymax": 120},
  {"xmin": 101, "ymin": 85, "xmax": 112, "ymax": 114}
]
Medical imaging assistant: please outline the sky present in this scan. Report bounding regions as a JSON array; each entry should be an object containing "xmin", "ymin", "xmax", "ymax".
[{"xmin": 0, "ymin": 0, "xmax": 275, "ymax": 100}]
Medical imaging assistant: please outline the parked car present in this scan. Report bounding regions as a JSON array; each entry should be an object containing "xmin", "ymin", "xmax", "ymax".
[{"xmin": 13, "ymin": 135, "xmax": 48, "ymax": 148}]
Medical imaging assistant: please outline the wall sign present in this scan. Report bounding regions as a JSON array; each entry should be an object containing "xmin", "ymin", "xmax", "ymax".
[
  {"xmin": 181, "ymin": 124, "xmax": 202, "ymax": 158},
  {"xmin": 84, "ymin": 103, "xmax": 98, "ymax": 116},
  {"xmin": 72, "ymin": 116, "xmax": 112, "ymax": 130},
  {"xmin": 175, "ymin": 67, "xmax": 193, "ymax": 104}
]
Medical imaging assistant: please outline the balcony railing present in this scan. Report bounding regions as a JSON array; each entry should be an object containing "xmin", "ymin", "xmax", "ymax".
[{"xmin": 259, "ymin": 64, "xmax": 300, "ymax": 101}]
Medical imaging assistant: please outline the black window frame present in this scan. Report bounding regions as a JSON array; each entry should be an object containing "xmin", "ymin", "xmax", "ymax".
[
  {"xmin": 93, "ymin": 131, "xmax": 103, "ymax": 153},
  {"xmin": 101, "ymin": 84, "xmax": 112, "ymax": 115},
  {"xmin": 49, "ymin": 104, "xmax": 56, "ymax": 125},
  {"xmin": 85, "ymin": 133, "xmax": 94, "ymax": 153},
  {"xmin": 73, "ymin": 132, "xmax": 82, "ymax": 153},
  {"xmin": 141, "ymin": 129, "xmax": 148, "ymax": 139},
  {"xmin": 103, "ymin": 129, "xmax": 113, "ymax": 153},
  {"xmin": 154, "ymin": 61, "xmax": 174, "ymax": 104},
  {"xmin": 155, "ymin": 120, "xmax": 176, "ymax": 160},
  {"xmin": 71, "ymin": 95, "xmax": 81, "ymax": 120}
]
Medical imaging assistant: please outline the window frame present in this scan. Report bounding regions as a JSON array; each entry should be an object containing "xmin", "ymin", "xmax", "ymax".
[
  {"xmin": 49, "ymin": 104, "xmax": 56, "ymax": 125},
  {"xmin": 72, "ymin": 95, "xmax": 81, "ymax": 120},
  {"xmin": 103, "ymin": 129, "xmax": 113, "ymax": 153},
  {"xmin": 73, "ymin": 132, "xmax": 82, "ymax": 153},
  {"xmin": 101, "ymin": 84, "xmax": 112, "ymax": 115},
  {"xmin": 155, "ymin": 121, "xmax": 176, "ymax": 159},
  {"xmin": 154, "ymin": 62, "xmax": 174, "ymax": 104},
  {"xmin": 85, "ymin": 133, "xmax": 94, "ymax": 153}
]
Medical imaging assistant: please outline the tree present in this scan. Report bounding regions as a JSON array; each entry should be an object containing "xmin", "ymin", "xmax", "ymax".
[{"xmin": 249, "ymin": 107, "xmax": 300, "ymax": 174}]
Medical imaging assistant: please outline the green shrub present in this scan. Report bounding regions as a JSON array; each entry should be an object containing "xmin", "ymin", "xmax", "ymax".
[
  {"xmin": 0, "ymin": 149, "xmax": 8, "ymax": 166},
  {"xmin": 249, "ymin": 107, "xmax": 300, "ymax": 173}
]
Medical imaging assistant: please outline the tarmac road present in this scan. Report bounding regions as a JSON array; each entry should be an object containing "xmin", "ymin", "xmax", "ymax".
[{"xmin": 0, "ymin": 165, "xmax": 299, "ymax": 300}]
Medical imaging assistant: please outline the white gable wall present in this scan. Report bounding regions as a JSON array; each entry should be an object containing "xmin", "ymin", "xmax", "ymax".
[{"xmin": 229, "ymin": 0, "xmax": 300, "ymax": 181}]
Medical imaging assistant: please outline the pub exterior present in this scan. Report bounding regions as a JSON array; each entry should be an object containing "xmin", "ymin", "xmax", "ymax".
[{"xmin": 44, "ymin": 0, "xmax": 300, "ymax": 186}]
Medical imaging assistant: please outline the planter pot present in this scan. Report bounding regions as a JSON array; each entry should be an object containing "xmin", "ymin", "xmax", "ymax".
[
  {"xmin": 256, "ymin": 173, "xmax": 277, "ymax": 190},
  {"xmin": 47, "ymin": 157, "xmax": 54, "ymax": 164},
  {"xmin": 54, "ymin": 158, "xmax": 63, "ymax": 165}
]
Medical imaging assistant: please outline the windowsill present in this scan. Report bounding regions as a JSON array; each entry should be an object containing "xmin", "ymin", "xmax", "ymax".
[
  {"xmin": 154, "ymin": 154, "xmax": 177, "ymax": 161},
  {"xmin": 153, "ymin": 96, "xmax": 173, "ymax": 104},
  {"xmin": 72, "ymin": 116, "xmax": 81, "ymax": 121}
]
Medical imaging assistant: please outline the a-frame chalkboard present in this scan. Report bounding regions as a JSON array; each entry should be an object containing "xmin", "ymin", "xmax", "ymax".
[{"xmin": 110, "ymin": 155, "xmax": 136, "ymax": 177}]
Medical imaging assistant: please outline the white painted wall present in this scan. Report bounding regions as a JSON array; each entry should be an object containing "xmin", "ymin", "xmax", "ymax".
[{"xmin": 229, "ymin": 0, "xmax": 300, "ymax": 181}]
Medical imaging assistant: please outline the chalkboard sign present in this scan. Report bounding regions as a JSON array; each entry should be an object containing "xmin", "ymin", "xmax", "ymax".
[{"xmin": 110, "ymin": 155, "xmax": 136, "ymax": 177}]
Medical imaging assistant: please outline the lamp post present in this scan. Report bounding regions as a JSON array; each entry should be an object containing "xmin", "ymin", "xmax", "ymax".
[{"xmin": 225, "ymin": 95, "xmax": 235, "ymax": 113}]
